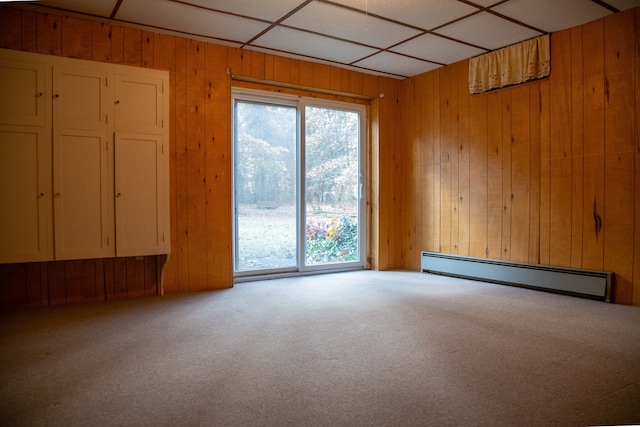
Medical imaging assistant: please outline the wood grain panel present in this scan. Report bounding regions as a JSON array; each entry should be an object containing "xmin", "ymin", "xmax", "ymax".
[
  {"xmin": 313, "ymin": 63, "xmax": 331, "ymax": 90},
  {"xmin": 110, "ymin": 25, "xmax": 124, "ymax": 64},
  {"xmin": 570, "ymin": 26, "xmax": 584, "ymax": 268},
  {"xmin": 21, "ymin": 10, "xmax": 37, "ymax": 52},
  {"xmin": 439, "ymin": 67, "xmax": 452, "ymax": 254},
  {"xmin": 0, "ymin": 6, "xmax": 22, "ymax": 49},
  {"xmin": 113, "ymin": 257, "xmax": 127, "ymax": 299},
  {"xmin": 603, "ymin": 10, "xmax": 635, "ymax": 304},
  {"xmin": 549, "ymin": 30, "xmax": 573, "ymax": 267},
  {"xmin": 449, "ymin": 63, "xmax": 460, "ymax": 254},
  {"xmin": 126, "ymin": 257, "xmax": 145, "ymax": 298},
  {"xmin": 0, "ymin": 263, "xmax": 27, "ymax": 308},
  {"xmin": 141, "ymin": 31, "xmax": 154, "ymax": 68},
  {"xmin": 123, "ymin": 27, "xmax": 142, "ymax": 66},
  {"xmin": 173, "ymin": 37, "xmax": 189, "ymax": 293},
  {"xmin": 186, "ymin": 40, "xmax": 208, "ymax": 290},
  {"xmin": 61, "ymin": 16, "xmax": 92, "ymax": 60},
  {"xmin": 64, "ymin": 260, "xmax": 96, "ymax": 303},
  {"xmin": 468, "ymin": 90, "xmax": 488, "ymax": 258},
  {"xmin": 153, "ymin": 33, "xmax": 177, "ymax": 291},
  {"xmin": 273, "ymin": 56, "xmax": 291, "ymax": 83},
  {"xmin": 91, "ymin": 21, "xmax": 111, "ymax": 63},
  {"xmin": 36, "ymin": 13, "xmax": 61, "ymax": 55},
  {"xmin": 205, "ymin": 43, "xmax": 232, "ymax": 288},
  {"xmin": 420, "ymin": 73, "xmax": 436, "ymax": 253},
  {"xmin": 26, "ymin": 262, "xmax": 45, "ymax": 307},
  {"xmin": 48, "ymin": 261, "xmax": 66, "ymax": 305},
  {"xmin": 510, "ymin": 84, "xmax": 530, "ymax": 263},
  {"xmin": 457, "ymin": 61, "xmax": 471, "ymax": 257},
  {"xmin": 94, "ymin": 259, "xmax": 106, "ymax": 301},
  {"xmin": 144, "ymin": 256, "xmax": 157, "ymax": 296},
  {"xmin": 103, "ymin": 258, "xmax": 115, "ymax": 300},
  {"xmin": 634, "ymin": 7, "xmax": 640, "ymax": 307},
  {"xmin": 528, "ymin": 82, "xmax": 541, "ymax": 264},
  {"xmin": 501, "ymin": 90, "xmax": 512, "ymax": 260},
  {"xmin": 432, "ymin": 72, "xmax": 441, "ymax": 253},
  {"xmin": 487, "ymin": 91, "xmax": 503, "ymax": 259},
  {"xmin": 404, "ymin": 77, "xmax": 417, "ymax": 268}
]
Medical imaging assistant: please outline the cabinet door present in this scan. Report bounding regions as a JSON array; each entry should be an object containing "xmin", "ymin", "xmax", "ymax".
[
  {"xmin": 114, "ymin": 74, "xmax": 164, "ymax": 134},
  {"xmin": 0, "ymin": 58, "xmax": 46, "ymax": 127},
  {"xmin": 0, "ymin": 126, "xmax": 53, "ymax": 263},
  {"xmin": 115, "ymin": 132, "xmax": 168, "ymax": 256},
  {"xmin": 53, "ymin": 67, "xmax": 109, "ymax": 131},
  {"xmin": 53, "ymin": 129, "xmax": 114, "ymax": 260}
]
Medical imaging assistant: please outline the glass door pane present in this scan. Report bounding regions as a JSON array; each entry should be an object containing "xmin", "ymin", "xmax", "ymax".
[
  {"xmin": 234, "ymin": 99, "xmax": 297, "ymax": 272},
  {"xmin": 304, "ymin": 105, "xmax": 362, "ymax": 267}
]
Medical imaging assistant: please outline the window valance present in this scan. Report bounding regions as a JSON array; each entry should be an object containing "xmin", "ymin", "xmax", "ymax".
[{"xmin": 468, "ymin": 34, "xmax": 550, "ymax": 94}]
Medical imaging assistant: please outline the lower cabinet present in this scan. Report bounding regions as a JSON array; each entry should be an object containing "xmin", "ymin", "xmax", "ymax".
[
  {"xmin": 0, "ymin": 125, "xmax": 53, "ymax": 263},
  {"xmin": 115, "ymin": 132, "xmax": 169, "ymax": 257}
]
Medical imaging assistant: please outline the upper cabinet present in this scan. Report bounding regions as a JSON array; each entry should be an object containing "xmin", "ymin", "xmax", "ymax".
[
  {"xmin": 115, "ymin": 74, "xmax": 165, "ymax": 134},
  {"xmin": 0, "ymin": 48, "xmax": 170, "ymax": 264},
  {"xmin": 0, "ymin": 57, "xmax": 47, "ymax": 127}
]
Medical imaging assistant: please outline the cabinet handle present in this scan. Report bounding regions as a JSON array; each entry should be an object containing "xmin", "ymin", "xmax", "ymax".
[
  {"xmin": 36, "ymin": 92, "xmax": 43, "ymax": 98},
  {"xmin": 36, "ymin": 192, "xmax": 44, "ymax": 199},
  {"xmin": 54, "ymin": 192, "xmax": 61, "ymax": 198},
  {"xmin": 116, "ymin": 192, "xmax": 122, "ymax": 198},
  {"xmin": 53, "ymin": 94, "xmax": 59, "ymax": 99},
  {"xmin": 114, "ymin": 100, "xmax": 120, "ymax": 105}
]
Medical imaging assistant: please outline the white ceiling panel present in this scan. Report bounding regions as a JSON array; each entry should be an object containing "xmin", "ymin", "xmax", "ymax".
[
  {"xmin": 434, "ymin": 11, "xmax": 543, "ymax": 50},
  {"xmin": 354, "ymin": 51, "xmax": 440, "ymax": 76},
  {"xmin": 330, "ymin": 0, "xmax": 480, "ymax": 30},
  {"xmin": 183, "ymin": 0, "xmax": 307, "ymax": 22},
  {"xmin": 116, "ymin": 0, "xmax": 270, "ymax": 42},
  {"xmin": 605, "ymin": 0, "xmax": 640, "ymax": 10},
  {"xmin": 391, "ymin": 33, "xmax": 486, "ymax": 65},
  {"xmin": 253, "ymin": 26, "xmax": 378, "ymax": 64},
  {"xmin": 283, "ymin": 1, "xmax": 422, "ymax": 48},
  {"xmin": 23, "ymin": 0, "xmax": 633, "ymax": 78},
  {"xmin": 38, "ymin": 0, "xmax": 119, "ymax": 16},
  {"xmin": 493, "ymin": 0, "xmax": 612, "ymax": 32}
]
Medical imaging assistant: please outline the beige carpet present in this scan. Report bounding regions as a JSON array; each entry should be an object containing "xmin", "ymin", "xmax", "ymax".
[{"xmin": 1, "ymin": 270, "xmax": 639, "ymax": 426}]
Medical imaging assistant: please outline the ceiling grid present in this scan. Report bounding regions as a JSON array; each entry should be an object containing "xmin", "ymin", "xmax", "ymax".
[{"xmin": 34, "ymin": 0, "xmax": 640, "ymax": 78}]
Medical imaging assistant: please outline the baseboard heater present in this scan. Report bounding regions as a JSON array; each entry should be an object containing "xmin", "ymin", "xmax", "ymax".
[{"xmin": 421, "ymin": 252, "xmax": 613, "ymax": 302}]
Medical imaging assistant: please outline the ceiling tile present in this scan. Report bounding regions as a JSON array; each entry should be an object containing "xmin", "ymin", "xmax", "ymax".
[
  {"xmin": 39, "ymin": 0, "xmax": 119, "ymax": 16},
  {"xmin": 434, "ymin": 11, "xmax": 543, "ymax": 50},
  {"xmin": 492, "ymin": 0, "xmax": 612, "ymax": 33},
  {"xmin": 391, "ymin": 33, "xmax": 486, "ymax": 65},
  {"xmin": 252, "ymin": 26, "xmax": 378, "ymax": 64},
  {"xmin": 330, "ymin": 0, "xmax": 480, "ymax": 30},
  {"xmin": 467, "ymin": 0, "xmax": 504, "ymax": 7},
  {"xmin": 181, "ymin": 0, "xmax": 308, "ymax": 22},
  {"xmin": 283, "ymin": 1, "xmax": 422, "ymax": 48},
  {"xmin": 353, "ymin": 51, "xmax": 440, "ymax": 77},
  {"xmin": 604, "ymin": 0, "xmax": 640, "ymax": 10},
  {"xmin": 116, "ymin": 0, "xmax": 270, "ymax": 43}
]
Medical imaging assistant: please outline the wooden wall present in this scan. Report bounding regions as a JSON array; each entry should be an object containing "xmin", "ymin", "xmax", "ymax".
[
  {"xmin": 402, "ymin": 8, "xmax": 640, "ymax": 306},
  {"xmin": 0, "ymin": 5, "xmax": 404, "ymax": 308}
]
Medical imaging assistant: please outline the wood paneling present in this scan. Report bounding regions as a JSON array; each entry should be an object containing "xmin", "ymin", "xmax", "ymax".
[
  {"xmin": 403, "ymin": 7, "xmax": 640, "ymax": 305},
  {"xmin": 0, "ymin": 5, "xmax": 403, "ymax": 307}
]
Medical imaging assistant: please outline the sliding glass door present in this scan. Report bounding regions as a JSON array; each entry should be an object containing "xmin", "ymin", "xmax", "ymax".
[{"xmin": 233, "ymin": 91, "xmax": 365, "ymax": 277}]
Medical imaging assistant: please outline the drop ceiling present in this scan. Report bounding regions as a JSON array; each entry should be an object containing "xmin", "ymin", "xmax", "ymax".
[{"xmin": 32, "ymin": 0, "xmax": 640, "ymax": 79}]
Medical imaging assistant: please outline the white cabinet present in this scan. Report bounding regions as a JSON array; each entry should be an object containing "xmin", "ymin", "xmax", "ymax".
[
  {"xmin": 115, "ymin": 132, "xmax": 168, "ymax": 256},
  {"xmin": 0, "ymin": 126, "xmax": 53, "ymax": 262},
  {"xmin": 52, "ymin": 66, "xmax": 113, "ymax": 260},
  {"xmin": 0, "ymin": 48, "xmax": 170, "ymax": 264},
  {"xmin": 0, "ymin": 55, "xmax": 52, "ymax": 263}
]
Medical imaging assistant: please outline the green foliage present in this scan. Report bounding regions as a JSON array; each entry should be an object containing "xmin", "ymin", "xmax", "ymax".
[{"xmin": 306, "ymin": 216, "xmax": 358, "ymax": 264}]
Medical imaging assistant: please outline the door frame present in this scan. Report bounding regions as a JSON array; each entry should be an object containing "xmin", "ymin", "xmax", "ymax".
[{"xmin": 231, "ymin": 88, "xmax": 367, "ymax": 280}]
